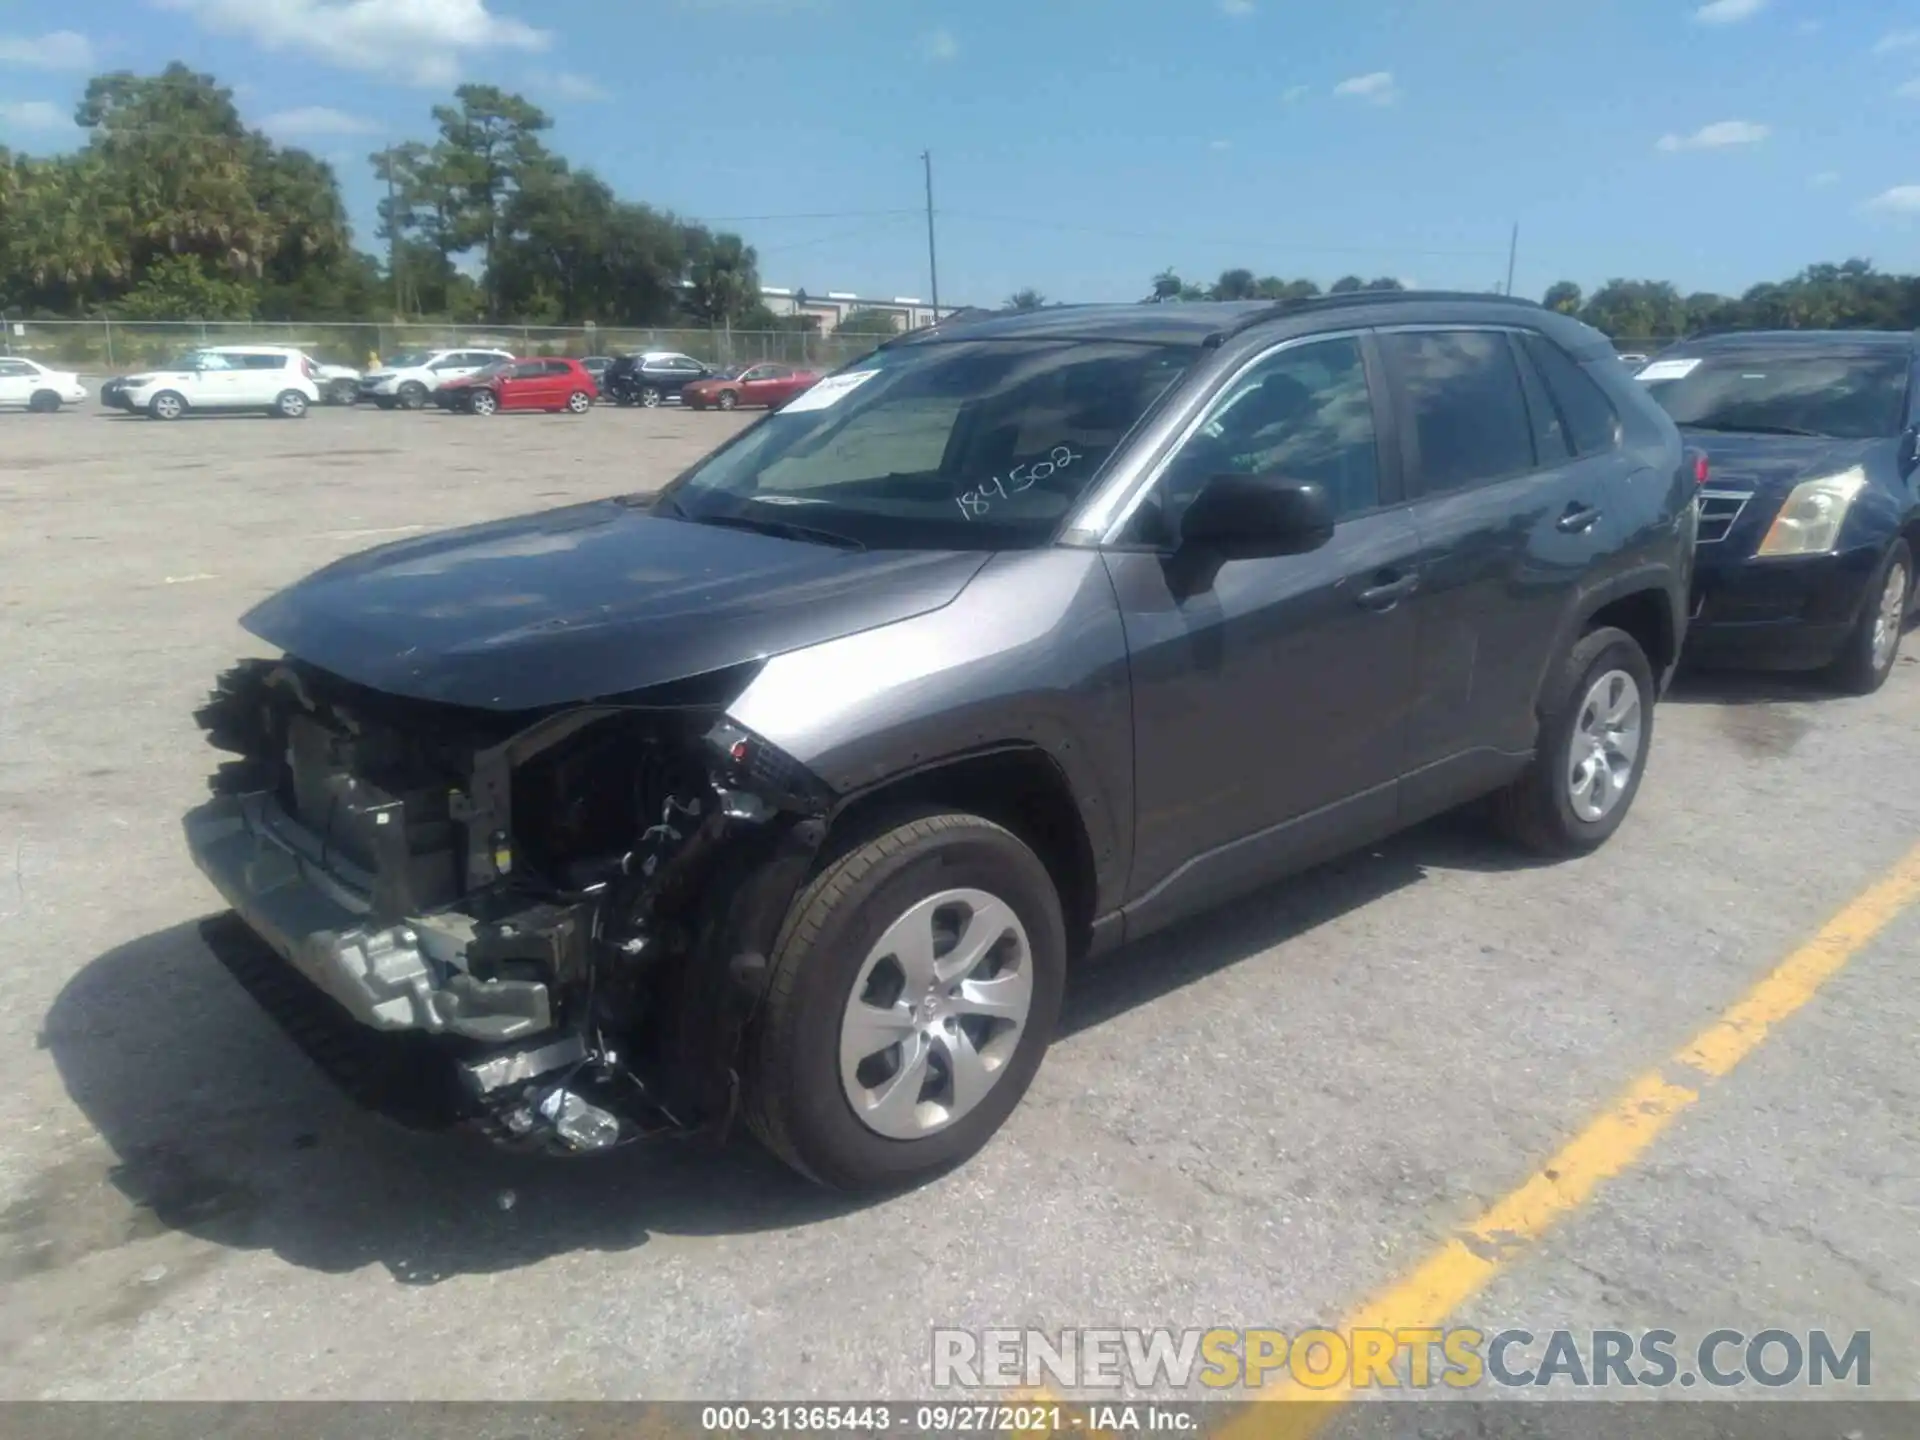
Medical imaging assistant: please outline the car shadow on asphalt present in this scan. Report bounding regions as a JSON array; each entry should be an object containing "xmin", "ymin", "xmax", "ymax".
[{"xmin": 38, "ymin": 812, "xmax": 1529, "ymax": 1285}]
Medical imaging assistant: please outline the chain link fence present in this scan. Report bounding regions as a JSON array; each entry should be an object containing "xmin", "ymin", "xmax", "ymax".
[{"xmin": 0, "ymin": 318, "xmax": 895, "ymax": 374}]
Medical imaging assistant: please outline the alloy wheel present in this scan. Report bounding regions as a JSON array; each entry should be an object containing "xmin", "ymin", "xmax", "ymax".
[
  {"xmin": 839, "ymin": 888, "xmax": 1035, "ymax": 1140},
  {"xmin": 1870, "ymin": 558, "xmax": 1909, "ymax": 674},
  {"xmin": 1566, "ymin": 669, "xmax": 1643, "ymax": 823},
  {"xmin": 470, "ymin": 390, "xmax": 497, "ymax": 415}
]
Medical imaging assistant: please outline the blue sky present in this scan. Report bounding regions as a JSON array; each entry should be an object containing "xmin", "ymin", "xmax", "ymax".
[{"xmin": 5, "ymin": 0, "xmax": 1920, "ymax": 308}]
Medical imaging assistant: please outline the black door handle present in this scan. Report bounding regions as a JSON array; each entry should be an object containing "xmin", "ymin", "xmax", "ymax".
[
  {"xmin": 1557, "ymin": 503, "xmax": 1603, "ymax": 534},
  {"xmin": 1356, "ymin": 571, "xmax": 1419, "ymax": 609}
]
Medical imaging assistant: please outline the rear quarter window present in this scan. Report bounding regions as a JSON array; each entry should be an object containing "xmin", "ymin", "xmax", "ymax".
[{"xmin": 1522, "ymin": 333, "xmax": 1620, "ymax": 456}]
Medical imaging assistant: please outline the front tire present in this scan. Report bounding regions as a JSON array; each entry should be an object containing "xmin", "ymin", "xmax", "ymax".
[
  {"xmin": 717, "ymin": 389, "xmax": 739, "ymax": 411},
  {"xmin": 1493, "ymin": 625, "xmax": 1655, "ymax": 857},
  {"xmin": 640, "ymin": 386, "xmax": 663, "ymax": 408},
  {"xmin": 468, "ymin": 389, "xmax": 498, "ymax": 416},
  {"xmin": 746, "ymin": 813, "xmax": 1066, "ymax": 1192},
  {"xmin": 397, "ymin": 381, "xmax": 428, "ymax": 411},
  {"xmin": 147, "ymin": 391, "xmax": 186, "ymax": 421},
  {"xmin": 28, "ymin": 390, "xmax": 61, "ymax": 413},
  {"xmin": 272, "ymin": 389, "xmax": 309, "ymax": 419},
  {"xmin": 1829, "ymin": 540, "xmax": 1911, "ymax": 696}
]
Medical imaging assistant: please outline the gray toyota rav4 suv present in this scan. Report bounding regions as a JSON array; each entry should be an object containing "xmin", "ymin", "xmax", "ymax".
[{"xmin": 185, "ymin": 293, "xmax": 1695, "ymax": 1189}]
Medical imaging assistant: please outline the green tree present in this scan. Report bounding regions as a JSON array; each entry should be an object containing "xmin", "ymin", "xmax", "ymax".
[
  {"xmin": 1329, "ymin": 275, "xmax": 1365, "ymax": 294},
  {"xmin": 428, "ymin": 85, "xmax": 555, "ymax": 317},
  {"xmin": 682, "ymin": 229, "xmax": 760, "ymax": 326},
  {"xmin": 113, "ymin": 253, "xmax": 256, "ymax": 319},
  {"xmin": 1147, "ymin": 268, "xmax": 1185, "ymax": 302},
  {"xmin": 1211, "ymin": 268, "xmax": 1259, "ymax": 300},
  {"xmin": 1003, "ymin": 287, "xmax": 1047, "ymax": 311},
  {"xmin": 1543, "ymin": 280, "xmax": 1583, "ymax": 315},
  {"xmin": 836, "ymin": 307, "xmax": 905, "ymax": 336}
]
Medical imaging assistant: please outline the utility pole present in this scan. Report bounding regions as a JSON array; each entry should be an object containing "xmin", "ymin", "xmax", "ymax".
[
  {"xmin": 1504, "ymin": 222, "xmax": 1519, "ymax": 297},
  {"xmin": 921, "ymin": 150, "xmax": 941, "ymax": 319}
]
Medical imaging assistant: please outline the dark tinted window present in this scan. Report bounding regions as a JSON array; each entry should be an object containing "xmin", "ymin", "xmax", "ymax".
[
  {"xmin": 238, "ymin": 353, "xmax": 288, "ymax": 370},
  {"xmin": 1382, "ymin": 330, "xmax": 1535, "ymax": 494},
  {"xmin": 542, "ymin": 360, "xmax": 573, "ymax": 375},
  {"xmin": 1640, "ymin": 350, "xmax": 1908, "ymax": 440},
  {"xmin": 1523, "ymin": 333, "xmax": 1620, "ymax": 455},
  {"xmin": 1144, "ymin": 336, "xmax": 1380, "ymax": 540}
]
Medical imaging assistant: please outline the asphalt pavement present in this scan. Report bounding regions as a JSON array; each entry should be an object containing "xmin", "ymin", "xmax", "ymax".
[{"xmin": 1, "ymin": 404, "xmax": 1916, "ymax": 1406}]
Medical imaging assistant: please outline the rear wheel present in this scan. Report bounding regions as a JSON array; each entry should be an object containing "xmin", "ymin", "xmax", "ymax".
[
  {"xmin": 468, "ymin": 388, "xmax": 498, "ymax": 416},
  {"xmin": 148, "ymin": 391, "xmax": 186, "ymax": 421},
  {"xmin": 272, "ymin": 389, "xmax": 309, "ymax": 419},
  {"xmin": 566, "ymin": 389, "xmax": 592, "ymax": 414},
  {"xmin": 28, "ymin": 390, "xmax": 61, "ymax": 414},
  {"xmin": 1829, "ymin": 539, "xmax": 1911, "ymax": 696},
  {"xmin": 397, "ymin": 381, "xmax": 427, "ymax": 410},
  {"xmin": 746, "ymin": 813, "xmax": 1066, "ymax": 1192},
  {"xmin": 1493, "ymin": 625, "xmax": 1654, "ymax": 857}
]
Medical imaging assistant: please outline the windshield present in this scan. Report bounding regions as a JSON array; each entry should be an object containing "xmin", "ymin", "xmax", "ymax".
[
  {"xmin": 1642, "ymin": 351, "xmax": 1909, "ymax": 440},
  {"xmin": 385, "ymin": 351, "xmax": 431, "ymax": 369},
  {"xmin": 658, "ymin": 338, "xmax": 1198, "ymax": 550}
]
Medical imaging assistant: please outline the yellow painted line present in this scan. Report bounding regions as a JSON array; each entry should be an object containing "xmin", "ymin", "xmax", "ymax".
[{"xmin": 1222, "ymin": 838, "xmax": 1920, "ymax": 1440}]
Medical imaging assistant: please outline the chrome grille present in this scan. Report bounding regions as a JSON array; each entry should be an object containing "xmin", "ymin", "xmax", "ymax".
[{"xmin": 1695, "ymin": 488, "xmax": 1751, "ymax": 545}]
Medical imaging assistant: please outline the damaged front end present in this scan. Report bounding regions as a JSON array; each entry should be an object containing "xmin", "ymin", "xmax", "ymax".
[{"xmin": 183, "ymin": 657, "xmax": 831, "ymax": 1154}]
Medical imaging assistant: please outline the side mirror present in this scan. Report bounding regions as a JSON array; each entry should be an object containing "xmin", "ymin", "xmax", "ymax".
[{"xmin": 1179, "ymin": 473, "xmax": 1336, "ymax": 559}]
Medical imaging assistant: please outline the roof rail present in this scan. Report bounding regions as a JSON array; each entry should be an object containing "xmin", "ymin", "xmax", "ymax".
[{"xmin": 1216, "ymin": 288, "xmax": 1546, "ymax": 341}]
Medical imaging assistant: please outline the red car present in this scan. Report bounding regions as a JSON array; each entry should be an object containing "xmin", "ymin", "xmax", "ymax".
[
  {"xmin": 439, "ymin": 357, "xmax": 598, "ymax": 415},
  {"xmin": 681, "ymin": 363, "xmax": 821, "ymax": 412}
]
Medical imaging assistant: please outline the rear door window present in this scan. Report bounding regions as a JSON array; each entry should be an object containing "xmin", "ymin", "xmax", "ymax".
[
  {"xmin": 1521, "ymin": 333, "xmax": 1621, "ymax": 455},
  {"xmin": 1379, "ymin": 330, "xmax": 1537, "ymax": 495}
]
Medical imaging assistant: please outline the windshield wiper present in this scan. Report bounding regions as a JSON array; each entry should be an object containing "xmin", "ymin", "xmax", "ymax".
[
  {"xmin": 690, "ymin": 511, "xmax": 867, "ymax": 550},
  {"xmin": 1685, "ymin": 422, "xmax": 1831, "ymax": 438}
]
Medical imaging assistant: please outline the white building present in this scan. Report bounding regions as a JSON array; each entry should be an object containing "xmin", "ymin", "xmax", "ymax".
[{"xmin": 758, "ymin": 286, "xmax": 963, "ymax": 334}]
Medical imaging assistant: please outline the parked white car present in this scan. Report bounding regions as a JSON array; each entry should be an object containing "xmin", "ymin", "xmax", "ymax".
[
  {"xmin": 358, "ymin": 348, "xmax": 515, "ymax": 410},
  {"xmin": 119, "ymin": 346, "xmax": 323, "ymax": 420},
  {"xmin": 0, "ymin": 357, "xmax": 89, "ymax": 412}
]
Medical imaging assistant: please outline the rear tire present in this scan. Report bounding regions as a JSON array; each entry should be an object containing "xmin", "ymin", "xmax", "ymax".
[
  {"xmin": 566, "ymin": 389, "xmax": 592, "ymax": 414},
  {"xmin": 746, "ymin": 812, "xmax": 1066, "ymax": 1192},
  {"xmin": 1828, "ymin": 540, "xmax": 1910, "ymax": 696},
  {"xmin": 28, "ymin": 390, "xmax": 61, "ymax": 413},
  {"xmin": 640, "ymin": 386, "xmax": 663, "ymax": 408},
  {"xmin": 273, "ymin": 389, "xmax": 309, "ymax": 419},
  {"xmin": 1492, "ymin": 625, "xmax": 1655, "ymax": 857}
]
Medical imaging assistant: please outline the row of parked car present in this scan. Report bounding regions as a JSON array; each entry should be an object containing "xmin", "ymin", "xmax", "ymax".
[{"xmin": 64, "ymin": 345, "xmax": 828, "ymax": 420}]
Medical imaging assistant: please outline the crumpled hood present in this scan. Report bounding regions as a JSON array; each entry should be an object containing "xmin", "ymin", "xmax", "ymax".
[
  {"xmin": 1682, "ymin": 431, "xmax": 1890, "ymax": 498},
  {"xmin": 240, "ymin": 498, "xmax": 992, "ymax": 710}
]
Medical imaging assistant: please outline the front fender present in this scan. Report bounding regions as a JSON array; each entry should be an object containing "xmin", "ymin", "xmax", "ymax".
[{"xmin": 723, "ymin": 548, "xmax": 1135, "ymax": 915}]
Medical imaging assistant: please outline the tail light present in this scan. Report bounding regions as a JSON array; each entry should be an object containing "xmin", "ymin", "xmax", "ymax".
[{"xmin": 1689, "ymin": 448, "xmax": 1709, "ymax": 487}]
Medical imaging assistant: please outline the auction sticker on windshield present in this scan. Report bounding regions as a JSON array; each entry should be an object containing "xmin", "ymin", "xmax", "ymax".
[
  {"xmin": 782, "ymin": 370, "xmax": 880, "ymax": 413},
  {"xmin": 1636, "ymin": 358, "xmax": 1702, "ymax": 382}
]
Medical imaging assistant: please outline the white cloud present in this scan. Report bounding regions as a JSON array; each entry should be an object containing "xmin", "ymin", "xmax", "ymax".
[
  {"xmin": 1655, "ymin": 119, "xmax": 1769, "ymax": 150},
  {"xmin": 1219, "ymin": 0, "xmax": 1256, "ymax": 16},
  {"xmin": 261, "ymin": 105, "xmax": 382, "ymax": 136},
  {"xmin": 1875, "ymin": 28, "xmax": 1920, "ymax": 53},
  {"xmin": 0, "ymin": 100, "xmax": 69, "ymax": 129},
  {"xmin": 1333, "ymin": 71, "xmax": 1398, "ymax": 104},
  {"xmin": 155, "ymin": 0, "xmax": 549, "ymax": 88},
  {"xmin": 537, "ymin": 70, "xmax": 610, "ymax": 102},
  {"xmin": 1693, "ymin": 0, "xmax": 1765, "ymax": 24},
  {"xmin": 0, "ymin": 30, "xmax": 95, "ymax": 69},
  {"xmin": 920, "ymin": 26, "xmax": 958, "ymax": 61},
  {"xmin": 1866, "ymin": 184, "xmax": 1920, "ymax": 212}
]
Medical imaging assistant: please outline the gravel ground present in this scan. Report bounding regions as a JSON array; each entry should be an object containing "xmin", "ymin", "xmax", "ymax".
[{"xmin": 1, "ymin": 401, "xmax": 1917, "ymax": 1408}]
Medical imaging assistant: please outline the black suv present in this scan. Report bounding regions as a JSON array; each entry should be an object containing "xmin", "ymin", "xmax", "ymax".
[
  {"xmin": 1637, "ymin": 330, "xmax": 1920, "ymax": 693},
  {"xmin": 601, "ymin": 350, "xmax": 711, "ymax": 407},
  {"xmin": 184, "ymin": 294, "xmax": 1693, "ymax": 1190}
]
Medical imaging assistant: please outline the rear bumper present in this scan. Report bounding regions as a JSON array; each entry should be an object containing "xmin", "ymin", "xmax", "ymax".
[
  {"xmin": 1685, "ymin": 545, "xmax": 1879, "ymax": 671},
  {"xmin": 183, "ymin": 791, "xmax": 556, "ymax": 1043}
]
